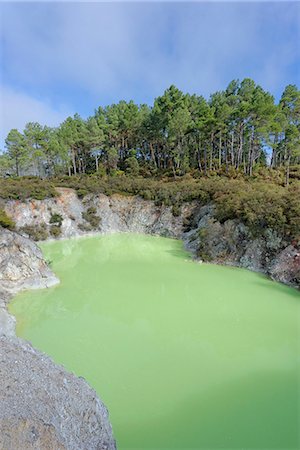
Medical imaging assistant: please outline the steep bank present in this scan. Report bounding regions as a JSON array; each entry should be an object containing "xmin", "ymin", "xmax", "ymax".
[
  {"xmin": 0, "ymin": 227, "xmax": 116, "ymax": 450},
  {"xmin": 184, "ymin": 204, "xmax": 300, "ymax": 288},
  {"xmin": 4, "ymin": 187, "xmax": 300, "ymax": 288},
  {"xmin": 4, "ymin": 187, "xmax": 192, "ymax": 239}
]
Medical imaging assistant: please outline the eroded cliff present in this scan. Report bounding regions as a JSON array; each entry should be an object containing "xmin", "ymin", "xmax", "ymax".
[{"xmin": 4, "ymin": 188, "xmax": 300, "ymax": 288}]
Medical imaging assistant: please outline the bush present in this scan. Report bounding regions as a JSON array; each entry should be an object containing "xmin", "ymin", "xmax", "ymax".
[
  {"xmin": 50, "ymin": 225, "xmax": 62, "ymax": 237},
  {"xmin": 20, "ymin": 223, "xmax": 48, "ymax": 241},
  {"xmin": 0, "ymin": 209, "xmax": 15, "ymax": 229},
  {"xmin": 172, "ymin": 203, "xmax": 181, "ymax": 217},
  {"xmin": 78, "ymin": 222, "xmax": 93, "ymax": 232},
  {"xmin": 0, "ymin": 177, "xmax": 57, "ymax": 200},
  {"xmin": 1, "ymin": 172, "xmax": 300, "ymax": 242},
  {"xmin": 49, "ymin": 213, "xmax": 63, "ymax": 227},
  {"xmin": 76, "ymin": 188, "xmax": 89, "ymax": 199},
  {"xmin": 82, "ymin": 206, "xmax": 101, "ymax": 229}
]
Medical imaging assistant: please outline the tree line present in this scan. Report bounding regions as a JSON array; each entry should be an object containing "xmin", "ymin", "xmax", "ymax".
[{"xmin": 1, "ymin": 79, "xmax": 300, "ymax": 184}]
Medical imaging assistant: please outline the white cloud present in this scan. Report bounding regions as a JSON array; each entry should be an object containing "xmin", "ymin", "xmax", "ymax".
[
  {"xmin": 0, "ymin": 0, "xmax": 299, "ymax": 148},
  {"xmin": 2, "ymin": 2, "xmax": 298, "ymax": 102},
  {"xmin": 0, "ymin": 85, "xmax": 73, "ymax": 150}
]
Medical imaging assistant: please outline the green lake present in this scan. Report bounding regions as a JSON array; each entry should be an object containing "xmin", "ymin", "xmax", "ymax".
[{"xmin": 9, "ymin": 234, "xmax": 300, "ymax": 449}]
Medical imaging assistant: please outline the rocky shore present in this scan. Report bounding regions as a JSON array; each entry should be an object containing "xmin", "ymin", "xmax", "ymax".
[{"xmin": 0, "ymin": 227, "xmax": 116, "ymax": 450}]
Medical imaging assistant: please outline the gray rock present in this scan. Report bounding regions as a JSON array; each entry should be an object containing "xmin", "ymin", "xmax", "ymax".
[
  {"xmin": 269, "ymin": 245, "xmax": 300, "ymax": 286},
  {"xmin": 4, "ymin": 188, "xmax": 194, "ymax": 240},
  {"xmin": 0, "ymin": 227, "xmax": 59, "ymax": 294},
  {"xmin": 240, "ymin": 239, "xmax": 265, "ymax": 272},
  {"xmin": 0, "ymin": 337, "xmax": 116, "ymax": 450},
  {"xmin": 0, "ymin": 227, "xmax": 116, "ymax": 449},
  {"xmin": 5, "ymin": 189, "xmax": 298, "ymax": 288}
]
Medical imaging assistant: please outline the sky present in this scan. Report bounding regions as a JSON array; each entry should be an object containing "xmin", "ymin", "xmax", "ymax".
[{"xmin": 0, "ymin": 1, "xmax": 299, "ymax": 150}]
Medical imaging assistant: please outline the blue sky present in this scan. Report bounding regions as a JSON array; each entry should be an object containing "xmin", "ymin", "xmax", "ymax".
[{"xmin": 0, "ymin": 1, "xmax": 299, "ymax": 150}]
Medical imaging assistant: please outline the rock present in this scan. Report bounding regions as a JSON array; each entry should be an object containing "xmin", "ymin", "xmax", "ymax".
[
  {"xmin": 4, "ymin": 189, "xmax": 299, "ymax": 288},
  {"xmin": 269, "ymin": 245, "xmax": 300, "ymax": 286},
  {"xmin": 4, "ymin": 189, "xmax": 195, "ymax": 240},
  {"xmin": 0, "ymin": 337, "xmax": 116, "ymax": 450},
  {"xmin": 183, "ymin": 203, "xmax": 299, "ymax": 289},
  {"xmin": 0, "ymin": 227, "xmax": 116, "ymax": 449},
  {"xmin": 0, "ymin": 227, "xmax": 59, "ymax": 294},
  {"xmin": 0, "ymin": 307, "xmax": 16, "ymax": 338},
  {"xmin": 239, "ymin": 238, "xmax": 265, "ymax": 272}
]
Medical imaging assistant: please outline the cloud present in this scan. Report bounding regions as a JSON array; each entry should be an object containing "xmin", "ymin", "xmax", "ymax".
[
  {"xmin": 0, "ymin": 0, "xmax": 299, "ymax": 145},
  {"xmin": 2, "ymin": 2, "xmax": 299, "ymax": 97},
  {"xmin": 0, "ymin": 85, "xmax": 73, "ymax": 150}
]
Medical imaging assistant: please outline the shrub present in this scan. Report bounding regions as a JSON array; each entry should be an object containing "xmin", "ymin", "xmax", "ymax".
[
  {"xmin": 20, "ymin": 223, "xmax": 48, "ymax": 241},
  {"xmin": 76, "ymin": 188, "xmax": 89, "ymax": 199},
  {"xmin": 49, "ymin": 213, "xmax": 63, "ymax": 227},
  {"xmin": 78, "ymin": 222, "xmax": 93, "ymax": 232},
  {"xmin": 172, "ymin": 203, "xmax": 181, "ymax": 217},
  {"xmin": 50, "ymin": 225, "xmax": 62, "ymax": 237},
  {"xmin": 1, "ymin": 172, "xmax": 300, "ymax": 242},
  {"xmin": 81, "ymin": 206, "xmax": 101, "ymax": 229},
  {"xmin": 0, "ymin": 177, "xmax": 57, "ymax": 200},
  {"xmin": 0, "ymin": 209, "xmax": 15, "ymax": 229}
]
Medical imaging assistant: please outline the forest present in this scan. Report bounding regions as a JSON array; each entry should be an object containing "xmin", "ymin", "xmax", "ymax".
[{"xmin": 1, "ymin": 79, "xmax": 300, "ymax": 185}]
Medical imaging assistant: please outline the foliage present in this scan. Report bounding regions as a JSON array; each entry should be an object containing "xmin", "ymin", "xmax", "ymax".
[
  {"xmin": 0, "ymin": 171, "xmax": 299, "ymax": 240},
  {"xmin": 1, "ymin": 80, "xmax": 299, "ymax": 181},
  {"xmin": 20, "ymin": 223, "xmax": 48, "ymax": 241},
  {"xmin": 0, "ymin": 79, "xmax": 298, "ymax": 247},
  {"xmin": 81, "ymin": 206, "xmax": 101, "ymax": 229},
  {"xmin": 0, "ymin": 209, "xmax": 15, "ymax": 229},
  {"xmin": 0, "ymin": 177, "xmax": 57, "ymax": 200},
  {"xmin": 49, "ymin": 213, "xmax": 63, "ymax": 227},
  {"xmin": 50, "ymin": 225, "xmax": 62, "ymax": 237}
]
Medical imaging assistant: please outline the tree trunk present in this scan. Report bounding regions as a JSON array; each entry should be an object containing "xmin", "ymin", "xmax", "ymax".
[
  {"xmin": 237, "ymin": 130, "xmax": 243, "ymax": 169},
  {"xmin": 218, "ymin": 133, "xmax": 222, "ymax": 169},
  {"xmin": 225, "ymin": 141, "xmax": 229, "ymax": 174},
  {"xmin": 204, "ymin": 146, "xmax": 207, "ymax": 176},
  {"xmin": 15, "ymin": 157, "xmax": 19, "ymax": 177},
  {"xmin": 230, "ymin": 132, "xmax": 235, "ymax": 166},
  {"xmin": 149, "ymin": 142, "xmax": 157, "ymax": 167},
  {"xmin": 285, "ymin": 151, "xmax": 291, "ymax": 186},
  {"xmin": 72, "ymin": 148, "xmax": 77, "ymax": 175}
]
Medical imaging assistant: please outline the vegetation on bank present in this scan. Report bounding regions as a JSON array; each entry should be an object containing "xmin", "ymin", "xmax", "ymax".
[
  {"xmin": 0, "ymin": 172, "xmax": 299, "ymax": 241},
  {"xmin": 1, "ymin": 80, "xmax": 299, "ymax": 185},
  {"xmin": 0, "ymin": 177, "xmax": 58, "ymax": 201}
]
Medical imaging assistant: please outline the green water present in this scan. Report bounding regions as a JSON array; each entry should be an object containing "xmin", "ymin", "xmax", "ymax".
[{"xmin": 10, "ymin": 234, "xmax": 300, "ymax": 449}]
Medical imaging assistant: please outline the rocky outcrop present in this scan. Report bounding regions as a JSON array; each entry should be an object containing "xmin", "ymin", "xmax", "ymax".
[
  {"xmin": 0, "ymin": 337, "xmax": 115, "ymax": 450},
  {"xmin": 268, "ymin": 245, "xmax": 300, "ymax": 286},
  {"xmin": 0, "ymin": 227, "xmax": 59, "ymax": 294},
  {"xmin": 183, "ymin": 204, "xmax": 300, "ymax": 288},
  {"xmin": 0, "ymin": 227, "xmax": 116, "ymax": 450},
  {"xmin": 0, "ymin": 227, "xmax": 59, "ymax": 338},
  {"xmin": 4, "ymin": 187, "xmax": 193, "ymax": 239},
  {"xmin": 3, "ymin": 188, "xmax": 300, "ymax": 288}
]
